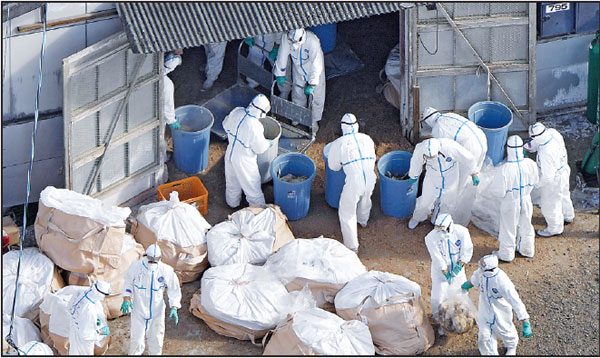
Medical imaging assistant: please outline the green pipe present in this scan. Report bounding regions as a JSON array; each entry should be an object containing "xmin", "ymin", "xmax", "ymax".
[{"xmin": 587, "ymin": 31, "xmax": 599, "ymax": 125}]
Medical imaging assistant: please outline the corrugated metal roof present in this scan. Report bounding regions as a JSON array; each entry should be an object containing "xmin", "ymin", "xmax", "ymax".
[
  {"xmin": 116, "ymin": 2, "xmax": 403, "ymax": 54},
  {"xmin": 2, "ymin": 2, "xmax": 45, "ymax": 23}
]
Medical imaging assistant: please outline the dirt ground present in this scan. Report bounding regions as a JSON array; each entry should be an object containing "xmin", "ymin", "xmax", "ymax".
[{"xmin": 101, "ymin": 13, "xmax": 600, "ymax": 356}]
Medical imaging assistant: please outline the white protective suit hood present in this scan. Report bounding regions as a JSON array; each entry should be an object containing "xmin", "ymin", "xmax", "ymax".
[
  {"xmin": 246, "ymin": 94, "xmax": 271, "ymax": 119},
  {"xmin": 526, "ymin": 122, "xmax": 550, "ymax": 152},
  {"xmin": 145, "ymin": 244, "xmax": 162, "ymax": 270},
  {"xmin": 422, "ymin": 106, "xmax": 441, "ymax": 127},
  {"xmin": 288, "ymin": 28, "xmax": 306, "ymax": 50},
  {"xmin": 506, "ymin": 135, "xmax": 524, "ymax": 162},
  {"xmin": 479, "ymin": 254, "xmax": 499, "ymax": 277},
  {"xmin": 85, "ymin": 281, "xmax": 110, "ymax": 302},
  {"xmin": 340, "ymin": 113, "xmax": 359, "ymax": 135},
  {"xmin": 164, "ymin": 53, "xmax": 182, "ymax": 75},
  {"xmin": 434, "ymin": 213, "xmax": 454, "ymax": 235}
]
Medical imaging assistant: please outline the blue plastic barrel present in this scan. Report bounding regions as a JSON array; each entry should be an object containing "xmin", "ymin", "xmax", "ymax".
[
  {"xmin": 270, "ymin": 153, "xmax": 316, "ymax": 220},
  {"xmin": 377, "ymin": 151, "xmax": 417, "ymax": 218},
  {"xmin": 172, "ymin": 105, "xmax": 214, "ymax": 174},
  {"xmin": 322, "ymin": 142, "xmax": 346, "ymax": 208},
  {"xmin": 309, "ymin": 23, "xmax": 336, "ymax": 54},
  {"xmin": 468, "ymin": 101, "xmax": 513, "ymax": 166}
]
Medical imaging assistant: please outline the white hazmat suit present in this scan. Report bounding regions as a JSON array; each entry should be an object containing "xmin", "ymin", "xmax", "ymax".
[
  {"xmin": 202, "ymin": 41, "xmax": 227, "ymax": 90},
  {"xmin": 123, "ymin": 245, "xmax": 181, "ymax": 355},
  {"xmin": 490, "ymin": 135, "xmax": 539, "ymax": 261},
  {"xmin": 525, "ymin": 123, "xmax": 575, "ymax": 236},
  {"xmin": 68, "ymin": 281, "xmax": 111, "ymax": 355},
  {"xmin": 327, "ymin": 114, "xmax": 377, "ymax": 251},
  {"xmin": 223, "ymin": 94, "xmax": 272, "ymax": 208},
  {"xmin": 275, "ymin": 29, "xmax": 326, "ymax": 130},
  {"xmin": 17, "ymin": 341, "xmax": 54, "ymax": 355},
  {"xmin": 422, "ymin": 107, "xmax": 488, "ymax": 225},
  {"xmin": 424, "ymin": 214, "xmax": 473, "ymax": 330},
  {"xmin": 467, "ymin": 255, "xmax": 530, "ymax": 355},
  {"xmin": 163, "ymin": 52, "xmax": 182, "ymax": 126},
  {"xmin": 408, "ymin": 138, "xmax": 478, "ymax": 228}
]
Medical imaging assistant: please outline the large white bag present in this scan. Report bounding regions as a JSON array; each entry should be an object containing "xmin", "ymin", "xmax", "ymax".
[
  {"xmin": 207, "ymin": 205, "xmax": 294, "ymax": 266},
  {"xmin": 264, "ymin": 238, "xmax": 367, "ymax": 311},
  {"xmin": 2, "ymin": 248, "xmax": 57, "ymax": 317},
  {"xmin": 133, "ymin": 191, "xmax": 211, "ymax": 282},
  {"xmin": 471, "ymin": 160, "xmax": 502, "ymax": 237},
  {"xmin": 189, "ymin": 263, "xmax": 314, "ymax": 341},
  {"xmin": 15, "ymin": 341, "xmax": 54, "ymax": 355},
  {"xmin": 39, "ymin": 286, "xmax": 110, "ymax": 355},
  {"xmin": 263, "ymin": 307, "xmax": 375, "ymax": 355},
  {"xmin": 335, "ymin": 271, "xmax": 435, "ymax": 355},
  {"xmin": 2, "ymin": 315, "xmax": 41, "ymax": 353}
]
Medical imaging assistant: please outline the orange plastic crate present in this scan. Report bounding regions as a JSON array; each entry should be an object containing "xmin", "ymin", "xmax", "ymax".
[{"xmin": 157, "ymin": 176, "xmax": 208, "ymax": 215}]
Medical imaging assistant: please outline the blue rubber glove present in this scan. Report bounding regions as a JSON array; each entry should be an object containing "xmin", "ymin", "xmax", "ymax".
[
  {"xmin": 244, "ymin": 37, "xmax": 255, "ymax": 47},
  {"xmin": 522, "ymin": 321, "xmax": 532, "ymax": 338},
  {"xmin": 99, "ymin": 326, "xmax": 110, "ymax": 336},
  {"xmin": 120, "ymin": 300, "xmax": 132, "ymax": 315},
  {"xmin": 523, "ymin": 148, "xmax": 528, "ymax": 156},
  {"xmin": 408, "ymin": 177, "xmax": 418, "ymax": 184},
  {"xmin": 276, "ymin": 76, "xmax": 287, "ymax": 85},
  {"xmin": 269, "ymin": 45, "xmax": 279, "ymax": 61},
  {"xmin": 472, "ymin": 175, "xmax": 480, "ymax": 186},
  {"xmin": 461, "ymin": 281, "xmax": 474, "ymax": 292},
  {"xmin": 268, "ymin": 139, "xmax": 274, "ymax": 148},
  {"xmin": 169, "ymin": 122, "xmax": 181, "ymax": 130},
  {"xmin": 169, "ymin": 308, "xmax": 179, "ymax": 325},
  {"xmin": 96, "ymin": 318, "xmax": 101, "ymax": 326},
  {"xmin": 452, "ymin": 262, "xmax": 463, "ymax": 276},
  {"xmin": 444, "ymin": 271, "xmax": 452, "ymax": 284},
  {"xmin": 304, "ymin": 85, "xmax": 315, "ymax": 96}
]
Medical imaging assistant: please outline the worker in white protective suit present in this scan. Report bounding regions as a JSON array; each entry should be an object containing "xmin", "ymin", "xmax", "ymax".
[
  {"xmin": 489, "ymin": 135, "xmax": 539, "ymax": 262},
  {"xmin": 121, "ymin": 244, "xmax": 181, "ymax": 355},
  {"xmin": 222, "ymin": 94, "xmax": 273, "ymax": 208},
  {"xmin": 327, "ymin": 114, "xmax": 377, "ymax": 252},
  {"xmin": 524, "ymin": 122, "xmax": 575, "ymax": 237},
  {"xmin": 424, "ymin": 213, "xmax": 473, "ymax": 336},
  {"xmin": 274, "ymin": 28, "xmax": 325, "ymax": 133},
  {"xmin": 17, "ymin": 341, "xmax": 54, "ymax": 355},
  {"xmin": 462, "ymin": 255, "xmax": 533, "ymax": 355},
  {"xmin": 163, "ymin": 50, "xmax": 183, "ymax": 130},
  {"xmin": 421, "ymin": 107, "xmax": 488, "ymax": 225},
  {"xmin": 202, "ymin": 41, "xmax": 227, "ymax": 90},
  {"xmin": 407, "ymin": 138, "xmax": 480, "ymax": 229},
  {"xmin": 68, "ymin": 281, "xmax": 111, "ymax": 355}
]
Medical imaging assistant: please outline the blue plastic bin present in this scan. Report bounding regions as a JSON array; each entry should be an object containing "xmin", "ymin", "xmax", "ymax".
[
  {"xmin": 468, "ymin": 101, "xmax": 513, "ymax": 166},
  {"xmin": 322, "ymin": 142, "xmax": 346, "ymax": 208},
  {"xmin": 377, "ymin": 151, "xmax": 417, "ymax": 218},
  {"xmin": 270, "ymin": 153, "xmax": 316, "ymax": 220},
  {"xmin": 309, "ymin": 23, "xmax": 336, "ymax": 54},
  {"xmin": 172, "ymin": 105, "xmax": 214, "ymax": 174}
]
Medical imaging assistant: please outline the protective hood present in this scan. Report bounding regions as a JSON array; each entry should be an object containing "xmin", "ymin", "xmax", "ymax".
[
  {"xmin": 246, "ymin": 94, "xmax": 270, "ymax": 119},
  {"xmin": 425, "ymin": 138, "xmax": 441, "ymax": 158},
  {"xmin": 434, "ymin": 213, "xmax": 454, "ymax": 235},
  {"xmin": 164, "ymin": 53, "xmax": 182, "ymax": 75},
  {"xmin": 506, "ymin": 135, "xmax": 524, "ymax": 162},
  {"xmin": 145, "ymin": 243, "xmax": 162, "ymax": 259},
  {"xmin": 288, "ymin": 28, "xmax": 306, "ymax": 49},
  {"xmin": 527, "ymin": 122, "xmax": 551, "ymax": 151},
  {"xmin": 422, "ymin": 107, "xmax": 440, "ymax": 127},
  {"xmin": 341, "ymin": 113, "xmax": 359, "ymax": 135},
  {"xmin": 479, "ymin": 254, "xmax": 499, "ymax": 277},
  {"xmin": 87, "ymin": 281, "xmax": 110, "ymax": 302}
]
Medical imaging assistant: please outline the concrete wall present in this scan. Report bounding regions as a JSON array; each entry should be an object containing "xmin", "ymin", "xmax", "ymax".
[
  {"xmin": 2, "ymin": 3, "xmax": 122, "ymax": 208},
  {"xmin": 536, "ymin": 33, "xmax": 596, "ymax": 112}
]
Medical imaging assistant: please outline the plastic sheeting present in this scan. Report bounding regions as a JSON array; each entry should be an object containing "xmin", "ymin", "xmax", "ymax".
[
  {"xmin": 264, "ymin": 238, "xmax": 366, "ymax": 286},
  {"xmin": 2, "ymin": 315, "xmax": 41, "ymax": 352},
  {"xmin": 334, "ymin": 271, "xmax": 422, "ymax": 310},
  {"xmin": 136, "ymin": 191, "xmax": 211, "ymax": 248},
  {"xmin": 471, "ymin": 160, "xmax": 502, "ymax": 237},
  {"xmin": 207, "ymin": 206, "xmax": 288, "ymax": 266},
  {"xmin": 292, "ymin": 307, "xmax": 375, "ymax": 355},
  {"xmin": 384, "ymin": 44, "xmax": 401, "ymax": 95},
  {"xmin": 39, "ymin": 186, "xmax": 130, "ymax": 226},
  {"xmin": 199, "ymin": 263, "xmax": 315, "ymax": 332},
  {"xmin": 2, "ymin": 248, "xmax": 55, "ymax": 317}
]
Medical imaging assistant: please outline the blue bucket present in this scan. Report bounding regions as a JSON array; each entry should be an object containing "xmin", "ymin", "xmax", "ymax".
[
  {"xmin": 468, "ymin": 101, "xmax": 513, "ymax": 166},
  {"xmin": 322, "ymin": 142, "xmax": 346, "ymax": 208},
  {"xmin": 270, "ymin": 153, "xmax": 316, "ymax": 220},
  {"xmin": 377, "ymin": 151, "xmax": 417, "ymax": 218},
  {"xmin": 172, "ymin": 105, "xmax": 214, "ymax": 174},
  {"xmin": 309, "ymin": 23, "xmax": 336, "ymax": 54}
]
